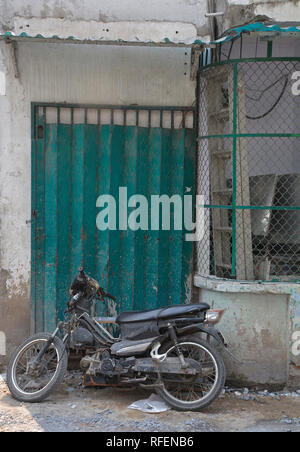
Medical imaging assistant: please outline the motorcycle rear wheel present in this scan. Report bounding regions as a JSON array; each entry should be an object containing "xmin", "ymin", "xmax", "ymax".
[
  {"xmin": 155, "ymin": 336, "xmax": 226, "ymax": 411},
  {"xmin": 7, "ymin": 333, "xmax": 68, "ymax": 403}
]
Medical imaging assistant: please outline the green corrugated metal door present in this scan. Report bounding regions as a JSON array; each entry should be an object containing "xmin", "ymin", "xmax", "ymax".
[{"xmin": 31, "ymin": 104, "xmax": 196, "ymax": 332}]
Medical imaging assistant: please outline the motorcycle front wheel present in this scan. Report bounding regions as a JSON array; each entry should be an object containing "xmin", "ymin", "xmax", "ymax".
[
  {"xmin": 7, "ymin": 333, "xmax": 68, "ymax": 403},
  {"xmin": 155, "ymin": 336, "xmax": 226, "ymax": 411}
]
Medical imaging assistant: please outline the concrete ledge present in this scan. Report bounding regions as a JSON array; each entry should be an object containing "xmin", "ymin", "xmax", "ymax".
[{"xmin": 194, "ymin": 274, "xmax": 300, "ymax": 295}]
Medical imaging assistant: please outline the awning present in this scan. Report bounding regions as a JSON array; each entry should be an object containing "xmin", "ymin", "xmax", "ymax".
[
  {"xmin": 0, "ymin": 21, "xmax": 299, "ymax": 48},
  {"xmin": 215, "ymin": 22, "xmax": 300, "ymax": 44}
]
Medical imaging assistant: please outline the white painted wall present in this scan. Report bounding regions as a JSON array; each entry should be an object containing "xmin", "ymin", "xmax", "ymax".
[
  {"xmin": 12, "ymin": 17, "xmax": 199, "ymax": 44},
  {"xmin": 252, "ymin": 0, "xmax": 300, "ymax": 22},
  {"xmin": 1, "ymin": 0, "xmax": 299, "ymax": 44},
  {"xmin": 216, "ymin": 1, "xmax": 300, "ymax": 36},
  {"xmin": 0, "ymin": 0, "xmax": 209, "ymax": 35}
]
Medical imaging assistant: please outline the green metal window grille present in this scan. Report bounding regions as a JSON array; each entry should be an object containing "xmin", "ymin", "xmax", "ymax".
[{"xmin": 197, "ymin": 55, "xmax": 300, "ymax": 282}]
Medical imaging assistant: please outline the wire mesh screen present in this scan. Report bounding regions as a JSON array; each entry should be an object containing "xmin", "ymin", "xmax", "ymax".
[{"xmin": 197, "ymin": 59, "xmax": 300, "ymax": 282}]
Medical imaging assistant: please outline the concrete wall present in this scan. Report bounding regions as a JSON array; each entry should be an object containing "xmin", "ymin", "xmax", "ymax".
[
  {"xmin": 204, "ymin": 291, "xmax": 290, "ymax": 387},
  {"xmin": 216, "ymin": 1, "xmax": 300, "ymax": 34},
  {"xmin": 194, "ymin": 276, "xmax": 299, "ymax": 387},
  {"xmin": 1, "ymin": 1, "xmax": 299, "ymax": 41},
  {"xmin": 0, "ymin": 0, "xmax": 210, "ymax": 36}
]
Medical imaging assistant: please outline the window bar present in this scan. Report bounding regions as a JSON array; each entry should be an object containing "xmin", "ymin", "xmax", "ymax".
[{"xmin": 231, "ymin": 63, "xmax": 238, "ymax": 278}]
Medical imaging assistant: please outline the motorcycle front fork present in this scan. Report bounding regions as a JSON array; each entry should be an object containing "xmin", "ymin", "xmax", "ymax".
[{"xmin": 31, "ymin": 323, "xmax": 68, "ymax": 368}]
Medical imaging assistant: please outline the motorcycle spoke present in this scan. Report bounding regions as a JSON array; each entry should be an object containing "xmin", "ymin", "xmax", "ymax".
[
  {"xmin": 160, "ymin": 342, "xmax": 219, "ymax": 404},
  {"xmin": 13, "ymin": 340, "xmax": 59, "ymax": 395}
]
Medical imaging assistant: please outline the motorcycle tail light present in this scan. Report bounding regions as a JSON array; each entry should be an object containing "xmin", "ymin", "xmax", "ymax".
[{"xmin": 205, "ymin": 309, "xmax": 225, "ymax": 325}]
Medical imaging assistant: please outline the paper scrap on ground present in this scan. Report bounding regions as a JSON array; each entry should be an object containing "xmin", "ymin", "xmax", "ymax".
[
  {"xmin": 0, "ymin": 374, "xmax": 6, "ymax": 384},
  {"xmin": 128, "ymin": 393, "xmax": 171, "ymax": 413}
]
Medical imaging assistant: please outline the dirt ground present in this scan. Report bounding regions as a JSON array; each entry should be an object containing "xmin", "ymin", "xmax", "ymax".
[{"xmin": 0, "ymin": 371, "xmax": 299, "ymax": 432}]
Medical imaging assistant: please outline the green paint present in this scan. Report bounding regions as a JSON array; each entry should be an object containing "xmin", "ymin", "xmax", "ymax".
[
  {"xmin": 200, "ymin": 57, "xmax": 300, "ymax": 71},
  {"xmin": 96, "ymin": 125, "xmax": 112, "ymax": 316},
  {"xmin": 157, "ymin": 129, "xmax": 172, "ymax": 308},
  {"xmin": 203, "ymin": 205, "xmax": 300, "ymax": 211},
  {"xmin": 133, "ymin": 127, "xmax": 149, "ymax": 310},
  {"xmin": 32, "ymin": 109, "xmax": 196, "ymax": 331},
  {"xmin": 44, "ymin": 124, "xmax": 58, "ymax": 332},
  {"xmin": 199, "ymin": 133, "xmax": 300, "ymax": 140},
  {"xmin": 32, "ymin": 107, "xmax": 46, "ymax": 332},
  {"xmin": 56, "ymin": 124, "xmax": 72, "ymax": 322},
  {"xmin": 168, "ymin": 129, "xmax": 185, "ymax": 305},
  {"xmin": 30, "ymin": 106, "xmax": 37, "ymax": 332},
  {"xmin": 70, "ymin": 125, "xmax": 85, "ymax": 277},
  {"xmin": 120, "ymin": 126, "xmax": 138, "ymax": 312},
  {"xmin": 83, "ymin": 125, "xmax": 98, "ymax": 275},
  {"xmin": 231, "ymin": 64, "xmax": 238, "ymax": 278},
  {"xmin": 267, "ymin": 41, "xmax": 273, "ymax": 58},
  {"xmin": 144, "ymin": 128, "xmax": 162, "ymax": 310},
  {"xmin": 107, "ymin": 125, "xmax": 124, "ymax": 310}
]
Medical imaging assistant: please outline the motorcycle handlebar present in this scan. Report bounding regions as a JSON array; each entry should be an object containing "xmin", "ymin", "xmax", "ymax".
[
  {"xmin": 99, "ymin": 287, "xmax": 116, "ymax": 302},
  {"xmin": 104, "ymin": 292, "xmax": 116, "ymax": 302},
  {"xmin": 78, "ymin": 268, "xmax": 116, "ymax": 302}
]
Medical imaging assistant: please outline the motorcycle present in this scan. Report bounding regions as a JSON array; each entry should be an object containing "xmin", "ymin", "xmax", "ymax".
[{"xmin": 7, "ymin": 267, "xmax": 230, "ymax": 411}]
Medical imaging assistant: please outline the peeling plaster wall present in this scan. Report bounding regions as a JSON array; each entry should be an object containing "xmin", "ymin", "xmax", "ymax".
[
  {"xmin": 216, "ymin": 1, "xmax": 300, "ymax": 35},
  {"xmin": 0, "ymin": 0, "xmax": 210, "ymax": 37},
  {"xmin": 195, "ymin": 276, "xmax": 300, "ymax": 387},
  {"xmin": 0, "ymin": 36, "xmax": 196, "ymax": 363},
  {"xmin": 0, "ymin": 42, "xmax": 31, "ymax": 362},
  {"xmin": 199, "ymin": 289, "xmax": 290, "ymax": 387},
  {"xmin": 0, "ymin": 0, "xmax": 299, "ymax": 42},
  {"xmin": 0, "ymin": 0, "xmax": 205, "ymax": 364}
]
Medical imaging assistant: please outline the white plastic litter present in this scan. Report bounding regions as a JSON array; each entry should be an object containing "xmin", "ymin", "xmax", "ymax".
[
  {"xmin": 128, "ymin": 393, "xmax": 171, "ymax": 413},
  {"xmin": 0, "ymin": 374, "xmax": 6, "ymax": 384}
]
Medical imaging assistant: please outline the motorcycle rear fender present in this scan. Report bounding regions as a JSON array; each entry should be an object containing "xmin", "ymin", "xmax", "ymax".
[{"xmin": 175, "ymin": 323, "xmax": 227, "ymax": 347}]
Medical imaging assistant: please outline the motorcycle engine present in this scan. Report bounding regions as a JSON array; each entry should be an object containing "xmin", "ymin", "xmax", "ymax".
[
  {"xmin": 80, "ymin": 350, "xmax": 135, "ymax": 379},
  {"xmin": 100, "ymin": 350, "xmax": 117, "ymax": 375}
]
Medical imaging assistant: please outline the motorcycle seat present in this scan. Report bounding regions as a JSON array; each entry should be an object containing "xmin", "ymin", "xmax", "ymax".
[{"xmin": 116, "ymin": 303, "xmax": 210, "ymax": 324}]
